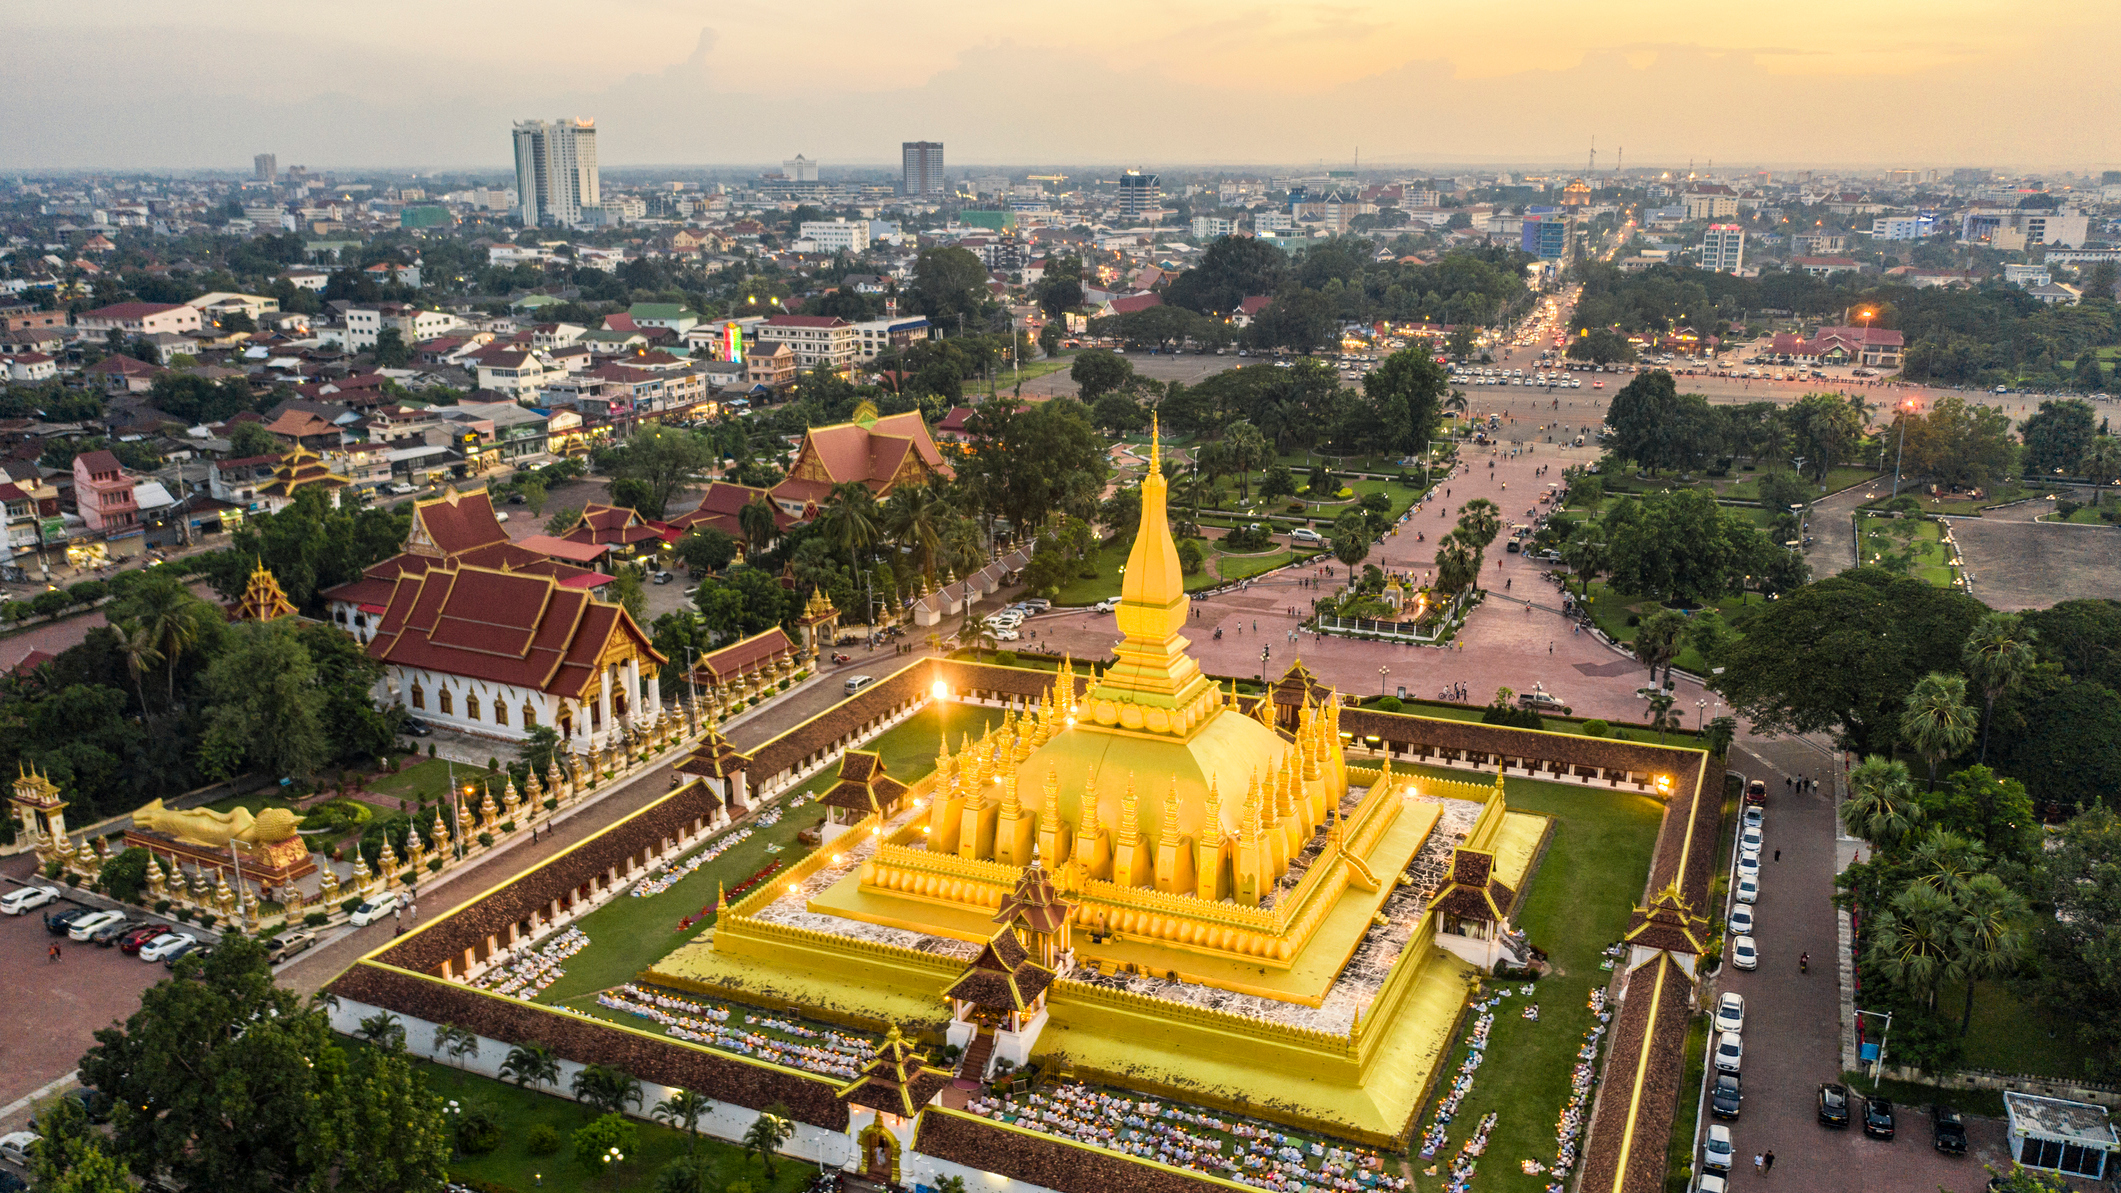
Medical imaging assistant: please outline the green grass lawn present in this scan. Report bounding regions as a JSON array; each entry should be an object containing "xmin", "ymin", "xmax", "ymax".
[
  {"xmin": 368, "ymin": 758, "xmax": 489, "ymax": 805},
  {"xmin": 1580, "ymin": 581, "xmax": 1769, "ymax": 678},
  {"xmin": 1855, "ymin": 519, "xmax": 1958, "ymax": 588},
  {"xmin": 528, "ymin": 702, "xmax": 1007, "ymax": 1006},
  {"xmin": 382, "ymin": 1047, "xmax": 815, "ymax": 1193},
  {"xmin": 2044, "ymin": 497, "xmax": 2121, "ymax": 524},
  {"xmin": 203, "ymin": 792, "xmax": 302, "ymax": 816},
  {"xmin": 1940, "ymin": 979, "xmax": 2092, "ymax": 1081},
  {"xmin": 1212, "ymin": 547, "xmax": 1316, "ymax": 584},
  {"xmin": 1047, "ymin": 539, "xmax": 1132, "ymax": 607},
  {"xmin": 1404, "ymin": 768, "xmax": 1664, "ymax": 1192},
  {"xmin": 1717, "ymin": 465, "xmax": 1882, "ymax": 502}
]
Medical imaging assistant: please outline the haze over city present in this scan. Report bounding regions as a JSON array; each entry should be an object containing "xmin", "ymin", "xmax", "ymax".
[{"xmin": 8, "ymin": 0, "xmax": 2121, "ymax": 169}]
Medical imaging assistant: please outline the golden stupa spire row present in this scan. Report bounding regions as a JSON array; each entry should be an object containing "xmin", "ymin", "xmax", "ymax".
[
  {"xmin": 1160, "ymin": 775, "xmax": 1180, "ymax": 841},
  {"xmin": 1117, "ymin": 772, "xmax": 1140, "ymax": 846},
  {"xmin": 1201, "ymin": 775, "xmax": 1223, "ymax": 844}
]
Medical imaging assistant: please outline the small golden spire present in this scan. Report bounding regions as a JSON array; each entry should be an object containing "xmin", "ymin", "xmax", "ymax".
[
  {"xmin": 1149, "ymin": 412, "xmax": 1161, "ymax": 475},
  {"xmin": 1117, "ymin": 772, "xmax": 1140, "ymax": 845},
  {"xmin": 1160, "ymin": 776, "xmax": 1180, "ymax": 841},
  {"xmin": 1202, "ymin": 775, "xmax": 1223, "ymax": 845}
]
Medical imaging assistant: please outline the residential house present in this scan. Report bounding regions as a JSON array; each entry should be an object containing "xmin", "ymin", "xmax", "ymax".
[
  {"xmin": 0, "ymin": 353, "xmax": 58, "ymax": 382},
  {"xmin": 72, "ymin": 449, "xmax": 138, "ymax": 535},
  {"xmin": 432, "ymin": 402, "xmax": 552, "ymax": 468},
  {"xmin": 1790, "ymin": 257, "xmax": 1863, "ymax": 278},
  {"xmin": 472, "ymin": 346, "xmax": 558, "ymax": 396},
  {"xmin": 74, "ymin": 302, "xmax": 201, "ymax": 338},
  {"xmin": 210, "ymin": 455, "xmax": 283, "ymax": 508},
  {"xmin": 185, "ymin": 292, "xmax": 281, "ymax": 322},
  {"xmin": 753, "ymin": 315, "xmax": 859, "ymax": 376},
  {"xmin": 627, "ymin": 303, "xmax": 701, "ymax": 335},
  {"xmin": 746, "ymin": 342, "xmax": 797, "ymax": 390},
  {"xmin": 344, "ymin": 304, "xmax": 458, "ymax": 351},
  {"xmin": 85, "ymin": 355, "xmax": 163, "ymax": 394}
]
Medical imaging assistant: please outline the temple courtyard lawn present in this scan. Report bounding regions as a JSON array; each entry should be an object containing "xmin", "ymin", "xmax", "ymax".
[
  {"xmin": 1401, "ymin": 767, "xmax": 1664, "ymax": 1193},
  {"xmin": 529, "ymin": 701, "xmax": 1007, "ymax": 1006},
  {"xmin": 374, "ymin": 1045, "xmax": 815, "ymax": 1193}
]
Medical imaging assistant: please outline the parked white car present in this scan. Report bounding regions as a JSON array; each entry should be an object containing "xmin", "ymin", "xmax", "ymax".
[
  {"xmin": 348, "ymin": 892, "xmax": 402, "ymax": 927},
  {"xmin": 1734, "ymin": 875, "xmax": 1760, "ymax": 904},
  {"xmin": 1742, "ymin": 806, "xmax": 1764, "ymax": 830},
  {"xmin": 1289, "ymin": 528, "xmax": 1324, "ymax": 544},
  {"xmin": 137, "ymin": 932, "xmax": 198, "ymax": 963},
  {"xmin": 1740, "ymin": 826, "xmax": 1764, "ymax": 854},
  {"xmin": 0, "ymin": 884, "xmax": 59, "ymax": 915},
  {"xmin": 67, "ymin": 909, "xmax": 127, "ymax": 941},
  {"xmin": 1714, "ymin": 992, "xmax": 1746, "ymax": 1034},
  {"xmin": 1714, "ymin": 1030, "xmax": 1744, "ymax": 1073},
  {"xmin": 1736, "ymin": 852, "xmax": 1761, "ymax": 880},
  {"xmin": 0, "ymin": 1130, "xmax": 39, "ymax": 1167},
  {"xmin": 1728, "ymin": 905, "xmax": 1755, "ymax": 938},
  {"xmin": 1731, "ymin": 935, "xmax": 1759, "ymax": 971}
]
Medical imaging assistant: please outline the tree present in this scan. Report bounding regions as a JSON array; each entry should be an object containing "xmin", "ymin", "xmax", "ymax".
[
  {"xmin": 912, "ymin": 246, "xmax": 990, "ymax": 328},
  {"xmin": 198, "ymin": 620, "xmax": 330, "ymax": 781},
  {"xmin": 1962, "ymin": 611, "xmax": 2036, "ymax": 763},
  {"xmin": 1564, "ymin": 327, "xmax": 1636, "ymax": 365},
  {"xmin": 1165, "ymin": 236, "xmax": 1289, "ymax": 315},
  {"xmin": 1033, "ymin": 256, "xmax": 1084, "ymax": 320},
  {"xmin": 655, "ymin": 1154, "xmax": 722, "ymax": 1193},
  {"xmin": 1895, "ymin": 395, "xmax": 2018, "ymax": 490},
  {"xmin": 1840, "ymin": 755, "xmax": 1923, "ymax": 851},
  {"xmin": 609, "ymin": 476, "xmax": 655, "ymax": 513},
  {"xmin": 545, "ymin": 504, "xmax": 584, "ymax": 536},
  {"xmin": 1900, "ymin": 671, "xmax": 1977, "ymax": 785},
  {"xmin": 571, "ymin": 1063, "xmax": 644, "ymax": 1118},
  {"xmin": 1219, "ymin": 421, "xmax": 1270, "ymax": 499},
  {"xmin": 1435, "ymin": 533, "xmax": 1479, "ymax": 596},
  {"xmin": 432, "ymin": 1023, "xmax": 479, "ymax": 1070},
  {"xmin": 677, "ymin": 527, "xmax": 740, "ymax": 575},
  {"xmin": 1089, "ymin": 391, "xmax": 1147, "ymax": 435},
  {"xmin": 95, "ymin": 846, "xmax": 153, "ymax": 904},
  {"xmin": 818, "ymin": 481, "xmax": 882, "ymax": 571},
  {"xmin": 118, "ymin": 570, "xmax": 219, "ymax": 712},
  {"xmin": 517, "ymin": 476, "xmax": 549, "ymax": 515},
  {"xmin": 1456, "ymin": 498, "xmax": 1501, "ymax": 551},
  {"xmin": 78, "ymin": 936, "xmax": 450, "ymax": 1193},
  {"xmin": 500, "ymin": 1042, "xmax": 561, "ymax": 1093},
  {"xmin": 1865, "ymin": 880, "xmax": 1962, "ymax": 1012},
  {"xmin": 229, "ymin": 421, "xmax": 281, "ymax": 458},
  {"xmin": 1919, "ymin": 765, "xmax": 2035, "ymax": 865},
  {"xmin": 573, "ymin": 1112, "xmax": 640, "ymax": 1177},
  {"xmin": 738, "ymin": 497, "xmax": 778, "ymax": 556},
  {"xmin": 28, "ymin": 1094, "xmax": 130, "ymax": 1193},
  {"xmin": 957, "ymin": 397, "xmax": 1109, "ymax": 534},
  {"xmin": 609, "ymin": 564, "xmax": 648, "ymax": 622},
  {"xmin": 2031, "ymin": 806, "xmax": 2121, "ymax": 1075},
  {"xmin": 1711, "ymin": 568, "xmax": 1986, "ymax": 754},
  {"xmin": 1070, "ymin": 349, "xmax": 1134, "ymax": 401},
  {"xmin": 373, "ymin": 327, "xmax": 411, "ymax": 368},
  {"xmin": 1633, "ymin": 609, "xmax": 1689, "ymax": 687},
  {"xmin": 1330, "ymin": 508, "xmax": 1370, "ymax": 567},
  {"xmin": 606, "ymin": 426, "xmax": 713, "ymax": 519},
  {"xmin": 1359, "ymin": 349, "xmax": 1448, "ymax": 458},
  {"xmin": 1245, "ymin": 287, "xmax": 1335, "ymax": 354},
  {"xmin": 356, "ymin": 1011, "xmax": 407, "ymax": 1050},
  {"xmin": 1785, "ymin": 392, "xmax": 1868, "ymax": 483},
  {"xmin": 2020, "ymin": 398, "xmax": 2097, "ymax": 476},
  {"xmin": 652, "ymin": 1090, "xmax": 713, "ymax": 1155},
  {"xmin": 1177, "ymin": 537, "xmax": 1205, "ymax": 574},
  {"xmin": 742, "ymin": 1106, "xmax": 795, "ymax": 1178}
]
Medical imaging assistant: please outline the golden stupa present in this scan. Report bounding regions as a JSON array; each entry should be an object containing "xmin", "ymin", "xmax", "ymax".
[{"xmin": 654, "ymin": 418, "xmax": 1539, "ymax": 1142}]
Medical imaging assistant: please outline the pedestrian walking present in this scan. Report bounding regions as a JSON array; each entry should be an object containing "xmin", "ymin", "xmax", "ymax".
[
  {"xmin": 1762, "ymin": 1151, "xmax": 1774, "ymax": 1174},
  {"xmin": 1548, "ymin": 640, "xmax": 1553, "ymax": 653},
  {"xmin": 394, "ymin": 909, "xmax": 403, "ymax": 936},
  {"xmin": 1752, "ymin": 1154, "xmax": 1763, "ymax": 1176},
  {"xmin": 49, "ymin": 942, "xmax": 60, "ymax": 963},
  {"xmin": 1774, "ymin": 849, "xmax": 1781, "ymax": 862}
]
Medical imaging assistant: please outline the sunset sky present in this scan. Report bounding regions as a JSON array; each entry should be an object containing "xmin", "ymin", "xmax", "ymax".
[{"xmin": 9, "ymin": 0, "xmax": 2120, "ymax": 171}]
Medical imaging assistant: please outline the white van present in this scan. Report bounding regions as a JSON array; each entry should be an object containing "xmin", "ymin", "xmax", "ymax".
[{"xmin": 843, "ymin": 675, "xmax": 875, "ymax": 695}]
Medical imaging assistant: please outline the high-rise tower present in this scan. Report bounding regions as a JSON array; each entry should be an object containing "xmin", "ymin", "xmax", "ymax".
[
  {"xmin": 901, "ymin": 141, "xmax": 944, "ymax": 197},
  {"xmin": 512, "ymin": 119, "xmax": 600, "ymax": 226}
]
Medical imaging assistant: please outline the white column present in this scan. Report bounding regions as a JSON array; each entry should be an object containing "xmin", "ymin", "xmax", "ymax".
[
  {"xmin": 596, "ymin": 681, "xmax": 613, "ymax": 745},
  {"xmin": 624, "ymin": 658, "xmax": 641, "ymax": 722}
]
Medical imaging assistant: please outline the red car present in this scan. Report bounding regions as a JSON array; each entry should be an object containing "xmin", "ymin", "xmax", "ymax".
[
  {"xmin": 119, "ymin": 923, "xmax": 171, "ymax": 953},
  {"xmin": 1744, "ymin": 780, "xmax": 1767, "ymax": 806}
]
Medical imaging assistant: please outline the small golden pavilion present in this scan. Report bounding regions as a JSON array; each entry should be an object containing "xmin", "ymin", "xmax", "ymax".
[{"xmin": 655, "ymin": 421, "xmax": 1544, "ymax": 1143}]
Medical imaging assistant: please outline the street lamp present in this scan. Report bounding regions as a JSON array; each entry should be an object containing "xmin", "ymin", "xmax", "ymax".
[
  {"xmin": 1891, "ymin": 398, "xmax": 1915, "ymax": 498},
  {"xmin": 1697, "ymin": 698, "xmax": 1707, "ymax": 731},
  {"xmin": 1379, "ymin": 665, "xmax": 1390, "ymax": 695},
  {"xmin": 1260, "ymin": 644, "xmax": 1271, "ymax": 689}
]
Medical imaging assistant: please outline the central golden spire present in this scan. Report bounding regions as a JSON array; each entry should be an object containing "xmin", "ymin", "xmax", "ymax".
[{"xmin": 1089, "ymin": 414, "xmax": 1217, "ymax": 734}]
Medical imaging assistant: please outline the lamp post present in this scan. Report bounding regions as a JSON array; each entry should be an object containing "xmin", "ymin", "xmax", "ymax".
[
  {"xmin": 1891, "ymin": 398, "xmax": 1914, "ymax": 498},
  {"xmin": 1379, "ymin": 665, "xmax": 1390, "ymax": 696},
  {"xmin": 1697, "ymin": 698, "xmax": 1707, "ymax": 731},
  {"xmin": 1260, "ymin": 644, "xmax": 1270, "ymax": 689}
]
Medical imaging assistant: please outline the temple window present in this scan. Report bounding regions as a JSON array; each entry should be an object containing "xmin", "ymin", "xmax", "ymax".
[
  {"xmin": 493, "ymin": 701, "xmax": 508, "ymax": 727},
  {"xmin": 410, "ymin": 684, "xmax": 424, "ymax": 710},
  {"xmin": 523, "ymin": 706, "xmax": 537, "ymax": 728},
  {"xmin": 466, "ymin": 694, "xmax": 481, "ymax": 721},
  {"xmin": 440, "ymin": 690, "xmax": 454, "ymax": 715}
]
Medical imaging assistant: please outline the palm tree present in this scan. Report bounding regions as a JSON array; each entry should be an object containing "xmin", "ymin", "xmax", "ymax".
[
  {"xmin": 2085, "ymin": 435, "xmax": 2121, "ymax": 487},
  {"xmin": 1559, "ymin": 529, "xmax": 1609, "ymax": 600},
  {"xmin": 1841, "ymin": 756, "xmax": 1923, "ymax": 850},
  {"xmin": 1952, "ymin": 872, "xmax": 2029, "ymax": 1035},
  {"xmin": 736, "ymin": 497, "xmax": 778, "ymax": 559},
  {"xmin": 1901, "ymin": 671, "xmax": 1978, "ymax": 786},
  {"xmin": 130, "ymin": 574, "xmax": 211, "ymax": 711},
  {"xmin": 743, "ymin": 1107, "xmax": 795, "ymax": 1178},
  {"xmin": 819, "ymin": 482, "xmax": 882, "ymax": 570},
  {"xmin": 1434, "ymin": 534, "xmax": 1478, "ymax": 596},
  {"xmin": 1645, "ymin": 691, "xmax": 1681, "ymax": 743},
  {"xmin": 433, "ymin": 1023, "xmax": 479, "ymax": 1069},
  {"xmin": 571, "ymin": 1063, "xmax": 643, "ymax": 1117},
  {"xmin": 960, "ymin": 620, "xmax": 999, "ymax": 662},
  {"xmin": 1455, "ymin": 498, "xmax": 1502, "ymax": 550},
  {"xmin": 881, "ymin": 484, "xmax": 946, "ymax": 583},
  {"xmin": 1961, "ymin": 613, "xmax": 2037, "ymax": 763},
  {"xmin": 1906, "ymin": 828, "xmax": 1985, "ymax": 897},
  {"xmin": 653, "ymin": 1090, "xmax": 713, "ymax": 1155},
  {"xmin": 1222, "ymin": 421, "xmax": 1269, "ymax": 500},
  {"xmin": 1634, "ymin": 609, "xmax": 1689, "ymax": 688},
  {"xmin": 116, "ymin": 621, "xmax": 164, "ymax": 721},
  {"xmin": 1865, "ymin": 881, "xmax": 1964, "ymax": 1012},
  {"xmin": 1442, "ymin": 389, "xmax": 1469, "ymax": 421},
  {"xmin": 500, "ymin": 1042, "xmax": 560, "ymax": 1094},
  {"xmin": 355, "ymin": 1012, "xmax": 406, "ymax": 1051},
  {"xmin": 654, "ymin": 1155, "xmax": 720, "ymax": 1193}
]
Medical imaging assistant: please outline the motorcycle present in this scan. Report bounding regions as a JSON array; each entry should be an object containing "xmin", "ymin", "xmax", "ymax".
[{"xmin": 831, "ymin": 652, "xmax": 853, "ymax": 665}]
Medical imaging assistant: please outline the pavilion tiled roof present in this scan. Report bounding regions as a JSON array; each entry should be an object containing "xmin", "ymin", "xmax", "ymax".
[
  {"xmin": 817, "ymin": 750, "xmax": 911, "ymax": 815},
  {"xmin": 365, "ymin": 564, "xmax": 662, "ymax": 698},
  {"xmin": 667, "ymin": 482, "xmax": 791, "ymax": 538},
  {"xmin": 675, "ymin": 726, "xmax": 753, "ymax": 782},
  {"xmin": 943, "ymin": 927, "xmax": 1055, "ymax": 1012},
  {"xmin": 562, "ymin": 503, "xmax": 665, "ymax": 548},
  {"xmin": 994, "ymin": 863, "xmax": 1072, "ymax": 935},
  {"xmin": 833, "ymin": 1024, "xmax": 953, "ymax": 1118},
  {"xmin": 692, "ymin": 627, "xmax": 797, "ymax": 685}
]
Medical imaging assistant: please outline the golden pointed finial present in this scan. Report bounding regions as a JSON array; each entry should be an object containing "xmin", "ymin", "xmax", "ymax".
[
  {"xmin": 716, "ymin": 881, "xmax": 727, "ymax": 912},
  {"xmin": 1149, "ymin": 412, "xmax": 1161, "ymax": 475},
  {"xmin": 1160, "ymin": 776, "xmax": 1180, "ymax": 840},
  {"xmin": 1202, "ymin": 775, "xmax": 1223, "ymax": 844}
]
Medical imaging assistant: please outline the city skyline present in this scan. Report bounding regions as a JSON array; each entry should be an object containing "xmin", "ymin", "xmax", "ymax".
[{"xmin": 5, "ymin": 1, "xmax": 2119, "ymax": 170}]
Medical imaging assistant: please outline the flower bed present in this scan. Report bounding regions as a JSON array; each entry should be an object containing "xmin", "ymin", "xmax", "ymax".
[
  {"xmin": 630, "ymin": 828, "xmax": 755, "ymax": 899},
  {"xmin": 596, "ymin": 983, "xmax": 876, "ymax": 1079}
]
